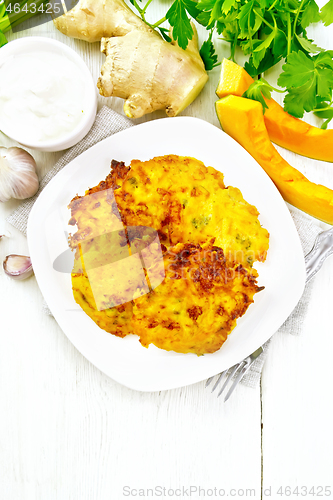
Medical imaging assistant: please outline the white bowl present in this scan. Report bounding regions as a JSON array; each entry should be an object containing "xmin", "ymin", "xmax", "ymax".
[{"xmin": 0, "ymin": 37, "xmax": 97, "ymax": 152}]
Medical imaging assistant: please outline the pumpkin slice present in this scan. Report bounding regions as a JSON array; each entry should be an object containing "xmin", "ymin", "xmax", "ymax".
[
  {"xmin": 216, "ymin": 58, "xmax": 254, "ymax": 98},
  {"xmin": 216, "ymin": 58, "xmax": 333, "ymax": 163},
  {"xmin": 216, "ymin": 95, "xmax": 333, "ymax": 224}
]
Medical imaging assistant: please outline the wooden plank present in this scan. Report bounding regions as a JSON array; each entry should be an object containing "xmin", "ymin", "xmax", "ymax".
[
  {"xmin": 261, "ymin": 267, "xmax": 333, "ymax": 498},
  {"xmin": 261, "ymin": 7, "xmax": 333, "ymax": 496}
]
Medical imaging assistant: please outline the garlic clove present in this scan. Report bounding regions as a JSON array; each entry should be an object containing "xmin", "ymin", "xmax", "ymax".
[
  {"xmin": 3, "ymin": 254, "xmax": 34, "ymax": 280},
  {"xmin": 0, "ymin": 147, "xmax": 39, "ymax": 202}
]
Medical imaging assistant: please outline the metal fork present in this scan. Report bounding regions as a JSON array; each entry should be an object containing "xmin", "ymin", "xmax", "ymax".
[
  {"xmin": 206, "ymin": 225, "xmax": 333, "ymax": 402},
  {"xmin": 206, "ymin": 346, "xmax": 264, "ymax": 401}
]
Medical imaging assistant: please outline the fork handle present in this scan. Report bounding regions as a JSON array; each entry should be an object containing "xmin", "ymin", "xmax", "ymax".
[{"xmin": 305, "ymin": 227, "xmax": 333, "ymax": 284}]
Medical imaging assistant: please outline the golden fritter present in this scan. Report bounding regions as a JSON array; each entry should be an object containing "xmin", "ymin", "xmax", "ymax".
[
  {"xmin": 72, "ymin": 272, "xmax": 133, "ymax": 337},
  {"xmin": 68, "ymin": 155, "xmax": 269, "ymax": 355},
  {"xmin": 71, "ymin": 225, "xmax": 164, "ymax": 327},
  {"xmin": 133, "ymin": 241, "xmax": 263, "ymax": 354},
  {"xmin": 80, "ymin": 155, "xmax": 269, "ymax": 267},
  {"xmin": 71, "ymin": 229, "xmax": 134, "ymax": 337},
  {"xmin": 68, "ymin": 178, "xmax": 124, "ymax": 252}
]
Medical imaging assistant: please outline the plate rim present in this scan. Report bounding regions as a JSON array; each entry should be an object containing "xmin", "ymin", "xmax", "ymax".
[{"xmin": 27, "ymin": 116, "xmax": 306, "ymax": 392}]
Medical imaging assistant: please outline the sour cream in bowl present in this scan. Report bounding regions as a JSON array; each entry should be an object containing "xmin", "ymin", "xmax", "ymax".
[{"xmin": 0, "ymin": 37, "xmax": 97, "ymax": 152}]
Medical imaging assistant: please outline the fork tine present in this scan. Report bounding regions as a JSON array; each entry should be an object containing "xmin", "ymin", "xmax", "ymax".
[
  {"xmin": 211, "ymin": 370, "xmax": 227, "ymax": 393},
  {"xmin": 217, "ymin": 363, "xmax": 242, "ymax": 398},
  {"xmin": 223, "ymin": 347, "xmax": 264, "ymax": 402},
  {"xmin": 224, "ymin": 361, "xmax": 252, "ymax": 402},
  {"xmin": 206, "ymin": 346, "xmax": 264, "ymax": 401},
  {"xmin": 205, "ymin": 376, "xmax": 214, "ymax": 388}
]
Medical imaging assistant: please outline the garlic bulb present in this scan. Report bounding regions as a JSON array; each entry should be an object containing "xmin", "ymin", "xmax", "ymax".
[
  {"xmin": 0, "ymin": 147, "xmax": 39, "ymax": 202},
  {"xmin": 3, "ymin": 255, "xmax": 34, "ymax": 280}
]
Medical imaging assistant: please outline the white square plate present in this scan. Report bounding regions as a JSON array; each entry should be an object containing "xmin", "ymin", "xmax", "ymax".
[{"xmin": 27, "ymin": 117, "xmax": 306, "ymax": 391}]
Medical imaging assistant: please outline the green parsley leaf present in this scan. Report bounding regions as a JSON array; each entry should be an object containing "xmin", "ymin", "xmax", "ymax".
[
  {"xmin": 251, "ymin": 47, "xmax": 267, "ymax": 68},
  {"xmin": 279, "ymin": 51, "xmax": 333, "ymax": 117},
  {"xmin": 200, "ymin": 32, "xmax": 219, "ymax": 70},
  {"xmin": 242, "ymin": 39, "xmax": 266, "ymax": 68},
  {"xmin": 253, "ymin": 17, "xmax": 277, "ymax": 54},
  {"xmin": 197, "ymin": 0, "xmax": 215, "ymax": 11},
  {"xmin": 245, "ymin": 49, "xmax": 280, "ymax": 77},
  {"xmin": 157, "ymin": 27, "xmax": 172, "ymax": 43},
  {"xmin": 272, "ymin": 29, "xmax": 287, "ymax": 58},
  {"xmin": 322, "ymin": 118, "xmax": 333, "ymax": 129},
  {"xmin": 217, "ymin": 9, "xmax": 239, "ymax": 35},
  {"xmin": 315, "ymin": 51, "xmax": 333, "ymax": 68},
  {"xmin": 0, "ymin": 29, "xmax": 7, "ymax": 48},
  {"xmin": 182, "ymin": 0, "xmax": 201, "ymax": 19},
  {"xmin": 196, "ymin": 0, "xmax": 217, "ymax": 26},
  {"xmin": 222, "ymin": 0, "xmax": 239, "ymax": 14},
  {"xmin": 243, "ymin": 78, "xmax": 285, "ymax": 112},
  {"xmin": 320, "ymin": 0, "xmax": 333, "ymax": 26},
  {"xmin": 317, "ymin": 67, "xmax": 333, "ymax": 99},
  {"xmin": 278, "ymin": 51, "xmax": 315, "ymax": 89},
  {"xmin": 295, "ymin": 34, "xmax": 322, "ymax": 54},
  {"xmin": 196, "ymin": 10, "xmax": 212, "ymax": 26},
  {"xmin": 0, "ymin": 1, "xmax": 6, "ymax": 19},
  {"xmin": 258, "ymin": 0, "xmax": 271, "ymax": 8},
  {"xmin": 238, "ymin": 1, "xmax": 262, "ymax": 39},
  {"xmin": 209, "ymin": 0, "xmax": 223, "ymax": 26},
  {"xmin": 243, "ymin": 79, "xmax": 273, "ymax": 112},
  {"xmin": 283, "ymin": 81, "xmax": 317, "ymax": 117},
  {"xmin": 301, "ymin": 0, "xmax": 320, "ymax": 29},
  {"xmin": 313, "ymin": 100, "xmax": 333, "ymax": 129},
  {"xmin": 166, "ymin": 0, "xmax": 196, "ymax": 49}
]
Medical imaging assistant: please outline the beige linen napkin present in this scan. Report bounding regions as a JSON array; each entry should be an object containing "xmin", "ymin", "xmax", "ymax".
[{"xmin": 7, "ymin": 106, "xmax": 323, "ymax": 388}]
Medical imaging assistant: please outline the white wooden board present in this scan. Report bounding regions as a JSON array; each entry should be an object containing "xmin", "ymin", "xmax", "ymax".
[{"xmin": 0, "ymin": 5, "xmax": 332, "ymax": 499}]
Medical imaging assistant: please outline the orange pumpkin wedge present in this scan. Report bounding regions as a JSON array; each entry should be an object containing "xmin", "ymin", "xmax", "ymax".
[
  {"xmin": 216, "ymin": 58, "xmax": 254, "ymax": 98},
  {"xmin": 216, "ymin": 58, "xmax": 333, "ymax": 163},
  {"xmin": 216, "ymin": 95, "xmax": 333, "ymax": 224}
]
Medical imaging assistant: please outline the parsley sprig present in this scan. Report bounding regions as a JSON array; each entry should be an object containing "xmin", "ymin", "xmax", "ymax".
[
  {"xmin": 200, "ymin": 30, "xmax": 219, "ymax": 69},
  {"xmin": 278, "ymin": 50, "xmax": 333, "ymax": 118},
  {"xmin": 130, "ymin": 0, "xmax": 333, "ymax": 128},
  {"xmin": 243, "ymin": 78, "xmax": 285, "ymax": 112}
]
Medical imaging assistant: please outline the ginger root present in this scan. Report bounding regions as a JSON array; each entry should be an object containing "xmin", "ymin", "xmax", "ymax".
[
  {"xmin": 97, "ymin": 28, "xmax": 208, "ymax": 118},
  {"xmin": 54, "ymin": 0, "xmax": 208, "ymax": 118}
]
